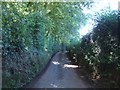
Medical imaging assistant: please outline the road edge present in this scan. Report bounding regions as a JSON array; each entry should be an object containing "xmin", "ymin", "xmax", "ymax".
[{"xmin": 23, "ymin": 51, "xmax": 60, "ymax": 88}]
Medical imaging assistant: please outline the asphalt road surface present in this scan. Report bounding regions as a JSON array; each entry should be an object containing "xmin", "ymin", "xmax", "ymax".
[{"xmin": 27, "ymin": 52, "xmax": 92, "ymax": 88}]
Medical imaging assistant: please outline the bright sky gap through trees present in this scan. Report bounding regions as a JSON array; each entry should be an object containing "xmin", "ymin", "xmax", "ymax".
[
  {"xmin": 79, "ymin": 0, "xmax": 119, "ymax": 38},
  {"xmin": 2, "ymin": 1, "xmax": 119, "ymax": 88}
]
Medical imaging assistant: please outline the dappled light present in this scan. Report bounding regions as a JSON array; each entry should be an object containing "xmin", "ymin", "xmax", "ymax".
[
  {"xmin": 63, "ymin": 64, "xmax": 79, "ymax": 69},
  {"xmin": 50, "ymin": 84, "xmax": 58, "ymax": 88},
  {"xmin": 52, "ymin": 61, "xmax": 60, "ymax": 65},
  {"xmin": 2, "ymin": 1, "xmax": 120, "ymax": 88}
]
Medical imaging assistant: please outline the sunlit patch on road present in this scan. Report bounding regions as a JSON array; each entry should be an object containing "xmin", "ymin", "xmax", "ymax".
[
  {"xmin": 63, "ymin": 64, "xmax": 79, "ymax": 68},
  {"xmin": 52, "ymin": 61, "xmax": 60, "ymax": 65},
  {"xmin": 50, "ymin": 83, "xmax": 58, "ymax": 88}
]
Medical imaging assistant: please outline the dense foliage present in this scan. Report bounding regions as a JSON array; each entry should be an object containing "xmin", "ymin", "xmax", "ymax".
[
  {"xmin": 2, "ymin": 2, "xmax": 119, "ymax": 88},
  {"xmin": 67, "ymin": 10, "xmax": 120, "ymax": 87},
  {"xmin": 2, "ymin": 2, "xmax": 87, "ymax": 88}
]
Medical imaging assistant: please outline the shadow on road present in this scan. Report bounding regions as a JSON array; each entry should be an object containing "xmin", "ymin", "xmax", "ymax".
[{"xmin": 26, "ymin": 51, "xmax": 93, "ymax": 88}]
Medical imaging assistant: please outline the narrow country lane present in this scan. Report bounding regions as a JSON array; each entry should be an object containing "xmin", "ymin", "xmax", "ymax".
[{"xmin": 27, "ymin": 52, "xmax": 92, "ymax": 88}]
